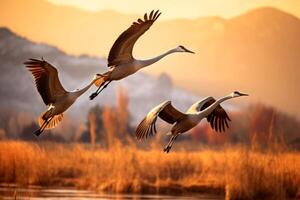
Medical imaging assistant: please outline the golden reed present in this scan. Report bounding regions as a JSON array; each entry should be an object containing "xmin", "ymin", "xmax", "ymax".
[{"xmin": 0, "ymin": 141, "xmax": 299, "ymax": 199}]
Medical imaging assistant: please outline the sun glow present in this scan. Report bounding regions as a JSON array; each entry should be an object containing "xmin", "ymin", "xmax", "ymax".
[{"xmin": 46, "ymin": 0, "xmax": 300, "ymax": 20}]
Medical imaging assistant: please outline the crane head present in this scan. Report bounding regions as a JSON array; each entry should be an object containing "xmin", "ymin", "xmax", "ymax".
[
  {"xmin": 231, "ymin": 91, "xmax": 249, "ymax": 98},
  {"xmin": 176, "ymin": 45, "xmax": 195, "ymax": 54}
]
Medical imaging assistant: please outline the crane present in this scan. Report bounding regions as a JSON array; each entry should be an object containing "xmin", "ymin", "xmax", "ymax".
[
  {"xmin": 136, "ymin": 91, "xmax": 248, "ymax": 152},
  {"xmin": 24, "ymin": 58, "xmax": 101, "ymax": 136},
  {"xmin": 89, "ymin": 10, "xmax": 194, "ymax": 100}
]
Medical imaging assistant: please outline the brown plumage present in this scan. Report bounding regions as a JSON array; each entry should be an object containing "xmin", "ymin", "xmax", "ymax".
[
  {"xmin": 89, "ymin": 10, "xmax": 194, "ymax": 100},
  {"xmin": 24, "ymin": 58, "xmax": 101, "ymax": 136},
  {"xmin": 108, "ymin": 10, "xmax": 161, "ymax": 67},
  {"xmin": 24, "ymin": 58, "xmax": 67, "ymax": 105},
  {"xmin": 200, "ymin": 98, "xmax": 231, "ymax": 132},
  {"xmin": 136, "ymin": 101, "xmax": 187, "ymax": 140},
  {"xmin": 38, "ymin": 111, "xmax": 63, "ymax": 130}
]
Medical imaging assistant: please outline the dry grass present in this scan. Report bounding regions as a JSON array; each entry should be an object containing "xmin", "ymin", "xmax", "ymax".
[{"xmin": 0, "ymin": 141, "xmax": 299, "ymax": 199}]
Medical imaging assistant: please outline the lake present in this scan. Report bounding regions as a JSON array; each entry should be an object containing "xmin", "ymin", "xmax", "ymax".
[{"xmin": 0, "ymin": 184, "xmax": 223, "ymax": 200}]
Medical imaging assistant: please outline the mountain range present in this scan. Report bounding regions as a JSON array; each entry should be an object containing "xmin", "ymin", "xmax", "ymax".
[
  {"xmin": 0, "ymin": 0, "xmax": 300, "ymax": 118},
  {"xmin": 0, "ymin": 27, "xmax": 201, "ymax": 123}
]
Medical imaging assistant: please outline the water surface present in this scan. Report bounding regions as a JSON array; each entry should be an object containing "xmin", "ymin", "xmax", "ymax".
[{"xmin": 0, "ymin": 184, "xmax": 223, "ymax": 200}]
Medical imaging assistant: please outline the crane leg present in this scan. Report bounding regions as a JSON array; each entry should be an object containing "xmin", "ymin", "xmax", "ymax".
[
  {"xmin": 164, "ymin": 135, "xmax": 178, "ymax": 153},
  {"xmin": 89, "ymin": 81, "xmax": 111, "ymax": 100},
  {"xmin": 90, "ymin": 81, "xmax": 106, "ymax": 99},
  {"xmin": 33, "ymin": 116, "xmax": 54, "ymax": 137},
  {"xmin": 97, "ymin": 81, "xmax": 111, "ymax": 94}
]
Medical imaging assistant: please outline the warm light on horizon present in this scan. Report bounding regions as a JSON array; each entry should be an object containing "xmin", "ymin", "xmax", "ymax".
[{"xmin": 46, "ymin": 0, "xmax": 300, "ymax": 20}]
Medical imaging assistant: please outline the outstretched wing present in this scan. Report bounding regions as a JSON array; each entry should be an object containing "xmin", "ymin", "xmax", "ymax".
[
  {"xmin": 200, "ymin": 98, "xmax": 231, "ymax": 132},
  {"xmin": 108, "ymin": 10, "xmax": 161, "ymax": 67},
  {"xmin": 136, "ymin": 101, "xmax": 186, "ymax": 140},
  {"xmin": 24, "ymin": 58, "xmax": 67, "ymax": 105}
]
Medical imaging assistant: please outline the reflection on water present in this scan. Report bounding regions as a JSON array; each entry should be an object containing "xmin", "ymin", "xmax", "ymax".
[{"xmin": 0, "ymin": 184, "xmax": 223, "ymax": 200}]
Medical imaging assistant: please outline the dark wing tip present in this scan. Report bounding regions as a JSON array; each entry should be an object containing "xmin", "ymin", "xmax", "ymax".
[
  {"xmin": 24, "ymin": 58, "xmax": 46, "ymax": 66},
  {"xmin": 142, "ymin": 10, "xmax": 161, "ymax": 22},
  {"xmin": 224, "ymin": 119, "xmax": 229, "ymax": 129},
  {"xmin": 152, "ymin": 10, "xmax": 161, "ymax": 21},
  {"xmin": 137, "ymin": 18, "xmax": 143, "ymax": 23},
  {"xmin": 24, "ymin": 61, "xmax": 31, "ymax": 65},
  {"xmin": 135, "ymin": 118, "xmax": 147, "ymax": 140},
  {"xmin": 154, "ymin": 12, "xmax": 161, "ymax": 20},
  {"xmin": 226, "ymin": 115, "xmax": 231, "ymax": 121},
  {"xmin": 221, "ymin": 120, "xmax": 225, "ymax": 132},
  {"xmin": 149, "ymin": 10, "xmax": 154, "ymax": 19},
  {"xmin": 218, "ymin": 119, "xmax": 222, "ymax": 133},
  {"xmin": 215, "ymin": 118, "xmax": 219, "ymax": 132},
  {"xmin": 135, "ymin": 113, "xmax": 159, "ymax": 140},
  {"xmin": 24, "ymin": 58, "xmax": 37, "ymax": 64}
]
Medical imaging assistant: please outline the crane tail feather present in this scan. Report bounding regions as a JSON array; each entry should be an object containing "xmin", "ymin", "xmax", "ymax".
[
  {"xmin": 38, "ymin": 112, "xmax": 63, "ymax": 130},
  {"xmin": 94, "ymin": 77, "xmax": 106, "ymax": 87},
  {"xmin": 94, "ymin": 71, "xmax": 110, "ymax": 87}
]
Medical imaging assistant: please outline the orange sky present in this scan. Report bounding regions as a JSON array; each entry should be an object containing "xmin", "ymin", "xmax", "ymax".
[{"xmin": 47, "ymin": 0, "xmax": 300, "ymax": 20}]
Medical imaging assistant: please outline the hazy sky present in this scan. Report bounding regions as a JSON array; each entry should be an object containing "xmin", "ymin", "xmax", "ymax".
[{"xmin": 47, "ymin": 0, "xmax": 300, "ymax": 20}]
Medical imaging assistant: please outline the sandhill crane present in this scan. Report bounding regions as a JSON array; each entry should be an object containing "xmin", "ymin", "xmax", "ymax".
[
  {"xmin": 89, "ymin": 10, "xmax": 194, "ymax": 100},
  {"xmin": 24, "ymin": 58, "xmax": 101, "ymax": 136},
  {"xmin": 136, "ymin": 91, "xmax": 248, "ymax": 153}
]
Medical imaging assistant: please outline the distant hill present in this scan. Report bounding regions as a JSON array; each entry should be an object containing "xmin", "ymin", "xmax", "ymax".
[
  {"xmin": 152, "ymin": 7, "xmax": 300, "ymax": 117},
  {"xmin": 0, "ymin": 0, "xmax": 300, "ymax": 117},
  {"xmin": 0, "ymin": 27, "xmax": 200, "ymax": 123}
]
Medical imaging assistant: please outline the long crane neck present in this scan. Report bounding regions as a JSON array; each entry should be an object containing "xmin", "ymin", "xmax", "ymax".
[
  {"xmin": 139, "ymin": 48, "xmax": 177, "ymax": 68},
  {"xmin": 73, "ymin": 78, "xmax": 98, "ymax": 98},
  {"xmin": 197, "ymin": 95, "xmax": 233, "ymax": 118}
]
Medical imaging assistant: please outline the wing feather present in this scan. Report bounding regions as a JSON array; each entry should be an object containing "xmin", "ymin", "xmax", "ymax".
[
  {"xmin": 107, "ymin": 10, "xmax": 161, "ymax": 67},
  {"xmin": 24, "ymin": 58, "xmax": 67, "ymax": 105},
  {"xmin": 221, "ymin": 120, "xmax": 225, "ymax": 132},
  {"xmin": 136, "ymin": 101, "xmax": 186, "ymax": 140},
  {"xmin": 199, "ymin": 98, "xmax": 231, "ymax": 132}
]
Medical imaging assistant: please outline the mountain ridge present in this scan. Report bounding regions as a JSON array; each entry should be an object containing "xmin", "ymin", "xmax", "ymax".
[
  {"xmin": 0, "ymin": 27, "xmax": 201, "ymax": 124},
  {"xmin": 0, "ymin": 1, "xmax": 299, "ymax": 117}
]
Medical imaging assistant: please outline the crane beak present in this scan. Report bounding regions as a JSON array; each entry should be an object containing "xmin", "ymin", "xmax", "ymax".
[
  {"xmin": 184, "ymin": 48, "xmax": 195, "ymax": 54},
  {"xmin": 240, "ymin": 93, "xmax": 249, "ymax": 96}
]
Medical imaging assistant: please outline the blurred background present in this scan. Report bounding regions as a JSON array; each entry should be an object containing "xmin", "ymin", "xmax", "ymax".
[
  {"xmin": 0, "ymin": 1, "xmax": 300, "ymax": 199},
  {"xmin": 0, "ymin": 0, "xmax": 299, "ymax": 146}
]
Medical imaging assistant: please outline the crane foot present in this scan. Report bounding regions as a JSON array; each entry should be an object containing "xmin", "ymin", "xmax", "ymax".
[
  {"xmin": 33, "ymin": 129, "xmax": 42, "ymax": 137},
  {"xmin": 89, "ymin": 92, "xmax": 98, "ymax": 100},
  {"xmin": 164, "ymin": 146, "xmax": 172, "ymax": 153}
]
